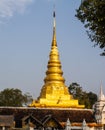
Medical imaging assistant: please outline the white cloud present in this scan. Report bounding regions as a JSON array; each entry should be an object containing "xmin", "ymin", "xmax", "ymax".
[{"xmin": 0, "ymin": 0, "xmax": 34, "ymax": 19}]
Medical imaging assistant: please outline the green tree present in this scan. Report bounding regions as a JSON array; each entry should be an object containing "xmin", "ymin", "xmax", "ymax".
[
  {"xmin": 68, "ymin": 82, "xmax": 97, "ymax": 108},
  {"xmin": 0, "ymin": 88, "xmax": 33, "ymax": 107},
  {"xmin": 87, "ymin": 92, "xmax": 97, "ymax": 108},
  {"xmin": 76, "ymin": 0, "xmax": 105, "ymax": 56},
  {"xmin": 69, "ymin": 82, "xmax": 83, "ymax": 99}
]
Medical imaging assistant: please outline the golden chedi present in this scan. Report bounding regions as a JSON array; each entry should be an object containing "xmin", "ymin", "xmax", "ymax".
[{"xmin": 30, "ymin": 12, "xmax": 84, "ymax": 108}]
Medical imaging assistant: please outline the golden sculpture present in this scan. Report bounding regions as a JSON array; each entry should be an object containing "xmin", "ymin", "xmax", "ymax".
[{"xmin": 29, "ymin": 12, "xmax": 84, "ymax": 108}]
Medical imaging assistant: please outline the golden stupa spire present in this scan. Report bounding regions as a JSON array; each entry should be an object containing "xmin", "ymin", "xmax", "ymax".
[
  {"xmin": 44, "ymin": 11, "xmax": 65, "ymax": 85},
  {"xmin": 29, "ymin": 11, "xmax": 84, "ymax": 108}
]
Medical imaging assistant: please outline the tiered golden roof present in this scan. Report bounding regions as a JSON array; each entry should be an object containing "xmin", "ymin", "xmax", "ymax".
[{"xmin": 30, "ymin": 12, "xmax": 84, "ymax": 108}]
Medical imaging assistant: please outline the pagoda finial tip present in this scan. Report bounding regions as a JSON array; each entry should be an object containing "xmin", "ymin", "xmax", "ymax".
[
  {"xmin": 53, "ymin": 11, "xmax": 55, "ymax": 18},
  {"xmin": 53, "ymin": 4, "xmax": 56, "ymax": 17}
]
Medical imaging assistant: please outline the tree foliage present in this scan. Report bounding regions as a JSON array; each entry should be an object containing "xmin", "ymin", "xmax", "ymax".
[
  {"xmin": 76, "ymin": 0, "xmax": 105, "ymax": 56},
  {"xmin": 68, "ymin": 82, "xmax": 97, "ymax": 108},
  {"xmin": 0, "ymin": 88, "xmax": 33, "ymax": 107}
]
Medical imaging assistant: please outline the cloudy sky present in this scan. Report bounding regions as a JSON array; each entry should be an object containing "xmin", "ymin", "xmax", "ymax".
[{"xmin": 0, "ymin": 0, "xmax": 105, "ymax": 98}]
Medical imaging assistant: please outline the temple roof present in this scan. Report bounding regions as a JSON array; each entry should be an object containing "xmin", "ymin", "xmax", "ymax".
[
  {"xmin": 41, "ymin": 114, "xmax": 63, "ymax": 128},
  {"xmin": 0, "ymin": 107, "xmax": 96, "ymax": 127},
  {"xmin": 0, "ymin": 115, "xmax": 14, "ymax": 126},
  {"xmin": 22, "ymin": 114, "xmax": 43, "ymax": 127}
]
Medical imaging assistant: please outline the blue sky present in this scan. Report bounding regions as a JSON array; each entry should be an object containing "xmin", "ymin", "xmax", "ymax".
[{"xmin": 0, "ymin": 0, "xmax": 105, "ymax": 98}]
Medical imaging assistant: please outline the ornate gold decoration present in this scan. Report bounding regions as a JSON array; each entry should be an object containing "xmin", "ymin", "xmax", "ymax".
[{"xmin": 29, "ymin": 11, "xmax": 84, "ymax": 108}]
